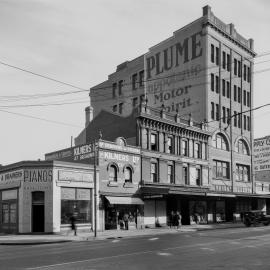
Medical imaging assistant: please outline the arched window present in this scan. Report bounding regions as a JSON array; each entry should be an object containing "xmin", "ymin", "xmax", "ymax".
[
  {"xmin": 109, "ymin": 165, "xmax": 117, "ymax": 182},
  {"xmin": 124, "ymin": 167, "xmax": 132, "ymax": 183},
  {"xmin": 212, "ymin": 133, "xmax": 229, "ymax": 151},
  {"xmin": 236, "ymin": 139, "xmax": 249, "ymax": 155}
]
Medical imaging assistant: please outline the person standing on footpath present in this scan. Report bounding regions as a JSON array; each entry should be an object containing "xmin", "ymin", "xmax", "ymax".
[
  {"xmin": 69, "ymin": 215, "xmax": 77, "ymax": 236},
  {"xmin": 123, "ymin": 213, "xmax": 129, "ymax": 230},
  {"xmin": 170, "ymin": 211, "xmax": 175, "ymax": 228},
  {"xmin": 175, "ymin": 211, "xmax": 182, "ymax": 229}
]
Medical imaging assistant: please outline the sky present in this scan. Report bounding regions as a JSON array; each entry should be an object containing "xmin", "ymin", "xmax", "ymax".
[{"xmin": 0, "ymin": 0, "xmax": 270, "ymax": 165}]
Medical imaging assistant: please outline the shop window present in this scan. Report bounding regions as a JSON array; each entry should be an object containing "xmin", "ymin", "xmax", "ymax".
[
  {"xmin": 194, "ymin": 142, "xmax": 201, "ymax": 159},
  {"xmin": 168, "ymin": 164, "xmax": 174, "ymax": 184},
  {"xmin": 181, "ymin": 140, "xmax": 188, "ymax": 157},
  {"xmin": 183, "ymin": 166, "xmax": 188, "ymax": 185},
  {"xmin": 236, "ymin": 164, "xmax": 250, "ymax": 182},
  {"xmin": 124, "ymin": 167, "xmax": 132, "ymax": 183},
  {"xmin": 213, "ymin": 133, "xmax": 229, "ymax": 151},
  {"xmin": 132, "ymin": 73, "xmax": 138, "ymax": 90},
  {"xmin": 213, "ymin": 160, "xmax": 230, "ymax": 179},
  {"xmin": 150, "ymin": 133, "xmax": 158, "ymax": 151},
  {"xmin": 61, "ymin": 188, "xmax": 91, "ymax": 225},
  {"xmin": 151, "ymin": 163, "xmax": 158, "ymax": 183},
  {"xmin": 236, "ymin": 139, "xmax": 249, "ymax": 155},
  {"xmin": 109, "ymin": 165, "xmax": 118, "ymax": 182}
]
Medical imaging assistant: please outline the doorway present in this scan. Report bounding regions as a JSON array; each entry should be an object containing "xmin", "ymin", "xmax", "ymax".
[{"xmin": 32, "ymin": 192, "xmax": 45, "ymax": 233}]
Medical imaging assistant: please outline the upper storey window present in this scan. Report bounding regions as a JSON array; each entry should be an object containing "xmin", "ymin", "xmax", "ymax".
[
  {"xmin": 118, "ymin": 80, "xmax": 123, "ymax": 96},
  {"xmin": 109, "ymin": 165, "xmax": 117, "ymax": 182},
  {"xmin": 150, "ymin": 133, "xmax": 158, "ymax": 151},
  {"xmin": 211, "ymin": 44, "xmax": 215, "ymax": 63},
  {"xmin": 139, "ymin": 70, "xmax": 144, "ymax": 87},
  {"xmin": 236, "ymin": 139, "xmax": 249, "ymax": 155},
  {"xmin": 213, "ymin": 133, "xmax": 229, "ymax": 151},
  {"xmin": 132, "ymin": 73, "xmax": 138, "ymax": 90},
  {"xmin": 112, "ymin": 83, "xmax": 117, "ymax": 98}
]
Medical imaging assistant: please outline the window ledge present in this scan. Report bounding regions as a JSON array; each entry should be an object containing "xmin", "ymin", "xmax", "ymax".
[{"xmin": 213, "ymin": 177, "xmax": 231, "ymax": 181}]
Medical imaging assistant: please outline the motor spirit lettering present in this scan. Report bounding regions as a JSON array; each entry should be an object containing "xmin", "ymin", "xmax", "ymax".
[
  {"xmin": 146, "ymin": 31, "xmax": 203, "ymax": 79},
  {"xmin": 24, "ymin": 169, "xmax": 53, "ymax": 182}
]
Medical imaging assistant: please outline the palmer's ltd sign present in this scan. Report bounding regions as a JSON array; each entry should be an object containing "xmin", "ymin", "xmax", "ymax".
[{"xmin": 0, "ymin": 170, "xmax": 23, "ymax": 182}]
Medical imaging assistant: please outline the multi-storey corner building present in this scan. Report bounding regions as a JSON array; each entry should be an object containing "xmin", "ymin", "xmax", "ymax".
[{"xmin": 73, "ymin": 5, "xmax": 269, "ymax": 227}]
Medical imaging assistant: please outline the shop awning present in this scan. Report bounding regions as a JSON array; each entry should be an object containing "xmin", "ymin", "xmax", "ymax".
[
  {"xmin": 105, "ymin": 196, "xmax": 144, "ymax": 205},
  {"xmin": 206, "ymin": 193, "xmax": 236, "ymax": 198}
]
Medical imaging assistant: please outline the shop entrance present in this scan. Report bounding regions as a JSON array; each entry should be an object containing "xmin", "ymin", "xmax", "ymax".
[
  {"xmin": 1, "ymin": 201, "xmax": 17, "ymax": 233},
  {"xmin": 32, "ymin": 192, "xmax": 45, "ymax": 233}
]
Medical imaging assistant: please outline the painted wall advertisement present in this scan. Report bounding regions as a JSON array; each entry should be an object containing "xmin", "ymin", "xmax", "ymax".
[
  {"xmin": 145, "ymin": 23, "xmax": 205, "ymax": 121},
  {"xmin": 254, "ymin": 137, "xmax": 270, "ymax": 171}
]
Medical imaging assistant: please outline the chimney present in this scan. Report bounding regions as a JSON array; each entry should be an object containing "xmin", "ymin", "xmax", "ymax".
[
  {"xmin": 203, "ymin": 5, "xmax": 211, "ymax": 16},
  {"xmin": 85, "ymin": 90, "xmax": 94, "ymax": 127}
]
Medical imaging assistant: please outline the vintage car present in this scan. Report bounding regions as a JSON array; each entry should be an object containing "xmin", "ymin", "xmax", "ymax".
[{"xmin": 243, "ymin": 210, "xmax": 270, "ymax": 227}]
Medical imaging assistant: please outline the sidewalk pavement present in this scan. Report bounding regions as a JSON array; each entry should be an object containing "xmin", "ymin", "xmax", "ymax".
[{"xmin": 0, "ymin": 223, "xmax": 245, "ymax": 245}]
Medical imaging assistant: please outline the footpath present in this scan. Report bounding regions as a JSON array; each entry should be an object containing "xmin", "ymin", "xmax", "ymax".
[{"xmin": 0, "ymin": 223, "xmax": 245, "ymax": 245}]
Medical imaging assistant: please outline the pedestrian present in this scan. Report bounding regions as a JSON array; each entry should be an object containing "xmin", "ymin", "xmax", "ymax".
[
  {"xmin": 170, "ymin": 211, "xmax": 175, "ymax": 228},
  {"xmin": 69, "ymin": 215, "xmax": 77, "ymax": 236},
  {"xmin": 175, "ymin": 211, "xmax": 182, "ymax": 229},
  {"xmin": 123, "ymin": 213, "xmax": 129, "ymax": 230},
  {"xmin": 194, "ymin": 213, "xmax": 199, "ymax": 224}
]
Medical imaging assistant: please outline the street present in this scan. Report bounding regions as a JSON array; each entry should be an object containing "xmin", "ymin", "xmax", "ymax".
[{"xmin": 1, "ymin": 226, "xmax": 270, "ymax": 270}]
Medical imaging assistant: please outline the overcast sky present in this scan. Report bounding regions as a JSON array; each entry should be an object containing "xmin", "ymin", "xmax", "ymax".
[{"xmin": 0, "ymin": 0, "xmax": 270, "ymax": 165}]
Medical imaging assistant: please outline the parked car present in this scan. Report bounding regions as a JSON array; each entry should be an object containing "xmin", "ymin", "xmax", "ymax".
[{"xmin": 243, "ymin": 210, "xmax": 270, "ymax": 227}]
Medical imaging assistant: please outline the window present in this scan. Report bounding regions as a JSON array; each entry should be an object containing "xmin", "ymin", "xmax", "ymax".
[
  {"xmin": 112, "ymin": 83, "xmax": 117, "ymax": 98},
  {"xmin": 236, "ymin": 139, "xmax": 249, "ymax": 155},
  {"xmin": 238, "ymin": 113, "xmax": 241, "ymax": 128},
  {"xmin": 167, "ymin": 137, "xmax": 173, "ymax": 154},
  {"xmin": 222, "ymin": 79, "xmax": 225, "ymax": 96},
  {"xmin": 227, "ymin": 108, "xmax": 231, "ymax": 124},
  {"xmin": 243, "ymin": 90, "xmax": 246, "ymax": 106},
  {"xmin": 196, "ymin": 168, "xmax": 201, "ymax": 186},
  {"xmin": 227, "ymin": 54, "xmax": 230, "ymax": 71},
  {"xmin": 181, "ymin": 140, "xmax": 188, "ymax": 156},
  {"xmin": 150, "ymin": 133, "xmax": 158, "ymax": 151},
  {"xmin": 211, "ymin": 73, "xmax": 214, "ymax": 91},
  {"xmin": 140, "ymin": 94, "xmax": 145, "ymax": 104},
  {"xmin": 211, "ymin": 44, "xmax": 215, "ymax": 63},
  {"xmin": 247, "ymin": 116, "xmax": 250, "ymax": 131},
  {"xmin": 213, "ymin": 160, "xmax": 230, "ymax": 179},
  {"xmin": 238, "ymin": 87, "xmax": 241, "ymax": 103},
  {"xmin": 183, "ymin": 166, "xmax": 188, "ymax": 185},
  {"xmin": 132, "ymin": 97, "xmax": 138, "ymax": 108},
  {"xmin": 234, "ymin": 111, "xmax": 237, "ymax": 127},
  {"xmin": 244, "ymin": 115, "xmax": 247, "ymax": 130},
  {"xmin": 112, "ymin": 105, "xmax": 117, "ymax": 112},
  {"xmin": 222, "ymin": 51, "xmax": 226, "ymax": 69},
  {"xmin": 211, "ymin": 102, "xmax": 215, "ymax": 120},
  {"xmin": 109, "ymin": 165, "xmax": 117, "ymax": 182},
  {"xmin": 244, "ymin": 65, "xmax": 247, "ymax": 81},
  {"xmin": 151, "ymin": 163, "xmax": 158, "ymax": 183},
  {"xmin": 238, "ymin": 60, "xmax": 241, "ymax": 77},
  {"xmin": 236, "ymin": 164, "xmax": 250, "ymax": 182},
  {"xmin": 139, "ymin": 70, "xmax": 144, "ymax": 87},
  {"xmin": 234, "ymin": 85, "xmax": 237, "ymax": 101},
  {"xmin": 247, "ymin": 92, "xmax": 250, "ymax": 107},
  {"xmin": 213, "ymin": 133, "xmax": 229, "ymax": 151},
  {"xmin": 226, "ymin": 81, "xmax": 230, "ymax": 98},
  {"xmin": 247, "ymin": 67, "xmax": 251, "ymax": 82},
  {"xmin": 168, "ymin": 164, "xmax": 174, "ymax": 184},
  {"xmin": 124, "ymin": 167, "xmax": 132, "ymax": 183},
  {"xmin": 118, "ymin": 80, "xmax": 123, "ymax": 96},
  {"xmin": 132, "ymin": 74, "xmax": 138, "ymax": 90},
  {"xmin": 194, "ymin": 143, "xmax": 201, "ymax": 159},
  {"xmin": 222, "ymin": 106, "xmax": 226, "ymax": 123},
  {"xmin": 216, "ymin": 47, "xmax": 219, "ymax": 65},
  {"xmin": 215, "ymin": 76, "xmax": 219, "ymax": 93},
  {"xmin": 216, "ymin": 104, "xmax": 219, "ymax": 120},
  {"xmin": 234, "ymin": 59, "xmax": 237, "ymax": 75},
  {"xmin": 119, "ymin": 103, "xmax": 123, "ymax": 114}
]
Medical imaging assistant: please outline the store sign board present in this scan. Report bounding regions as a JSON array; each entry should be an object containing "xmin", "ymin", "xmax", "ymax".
[
  {"xmin": 99, "ymin": 150, "xmax": 140, "ymax": 164},
  {"xmin": 145, "ymin": 24, "xmax": 205, "ymax": 121},
  {"xmin": 61, "ymin": 187, "xmax": 76, "ymax": 200},
  {"xmin": 45, "ymin": 143, "xmax": 95, "ymax": 164},
  {"xmin": 0, "ymin": 170, "xmax": 23, "ymax": 182},
  {"xmin": 98, "ymin": 141, "xmax": 140, "ymax": 154},
  {"xmin": 254, "ymin": 137, "xmax": 270, "ymax": 171},
  {"xmin": 58, "ymin": 170, "xmax": 93, "ymax": 183},
  {"xmin": 77, "ymin": 188, "xmax": 90, "ymax": 200},
  {"xmin": 24, "ymin": 169, "xmax": 53, "ymax": 183},
  {"xmin": 2, "ymin": 189, "xmax": 17, "ymax": 200}
]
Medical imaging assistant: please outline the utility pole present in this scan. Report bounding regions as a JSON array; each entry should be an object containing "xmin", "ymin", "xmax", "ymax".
[{"xmin": 93, "ymin": 139, "xmax": 98, "ymax": 237}]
